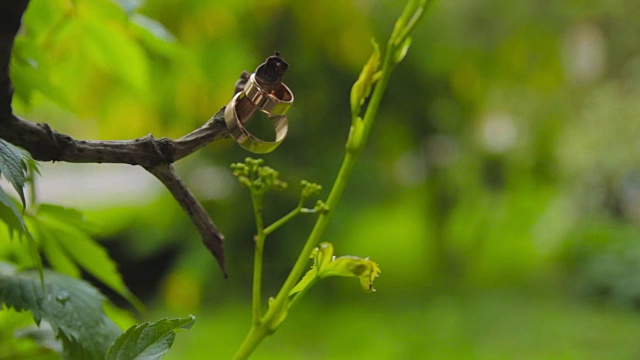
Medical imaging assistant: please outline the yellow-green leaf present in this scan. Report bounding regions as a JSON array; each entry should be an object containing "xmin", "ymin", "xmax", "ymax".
[
  {"xmin": 350, "ymin": 40, "xmax": 381, "ymax": 119},
  {"xmin": 319, "ymin": 255, "xmax": 381, "ymax": 292},
  {"xmin": 291, "ymin": 242, "xmax": 381, "ymax": 297},
  {"xmin": 393, "ymin": 37, "xmax": 412, "ymax": 65}
]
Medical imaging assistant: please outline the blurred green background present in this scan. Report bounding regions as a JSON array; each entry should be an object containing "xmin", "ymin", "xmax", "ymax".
[{"xmin": 7, "ymin": 0, "xmax": 640, "ymax": 358}]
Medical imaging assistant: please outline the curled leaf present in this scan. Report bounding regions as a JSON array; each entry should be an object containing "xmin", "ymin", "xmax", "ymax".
[
  {"xmin": 289, "ymin": 242, "xmax": 381, "ymax": 298},
  {"xmin": 345, "ymin": 117, "xmax": 365, "ymax": 153},
  {"xmin": 320, "ymin": 255, "xmax": 381, "ymax": 292},
  {"xmin": 350, "ymin": 41, "xmax": 381, "ymax": 119},
  {"xmin": 393, "ymin": 37, "xmax": 412, "ymax": 65}
]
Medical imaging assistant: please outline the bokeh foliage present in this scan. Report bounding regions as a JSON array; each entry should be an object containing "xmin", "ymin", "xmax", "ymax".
[{"xmin": 4, "ymin": 0, "xmax": 640, "ymax": 358}]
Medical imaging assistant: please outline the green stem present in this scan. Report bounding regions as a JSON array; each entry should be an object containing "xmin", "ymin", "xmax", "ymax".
[
  {"xmin": 264, "ymin": 203, "xmax": 302, "ymax": 236},
  {"xmin": 233, "ymin": 42, "xmax": 396, "ymax": 360},
  {"xmin": 232, "ymin": 324, "xmax": 269, "ymax": 360},
  {"xmin": 287, "ymin": 276, "xmax": 319, "ymax": 310},
  {"xmin": 250, "ymin": 192, "xmax": 265, "ymax": 324},
  {"xmin": 264, "ymin": 151, "xmax": 359, "ymax": 320},
  {"xmin": 264, "ymin": 29, "xmax": 399, "ymax": 320}
]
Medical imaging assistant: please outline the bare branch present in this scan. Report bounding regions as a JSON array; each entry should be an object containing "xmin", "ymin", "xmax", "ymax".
[
  {"xmin": 146, "ymin": 164, "xmax": 227, "ymax": 277},
  {"xmin": 0, "ymin": 109, "xmax": 228, "ymax": 165}
]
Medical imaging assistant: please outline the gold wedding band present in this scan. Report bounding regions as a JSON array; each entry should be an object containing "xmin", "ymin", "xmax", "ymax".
[
  {"xmin": 242, "ymin": 74, "xmax": 294, "ymax": 116},
  {"xmin": 224, "ymin": 74, "xmax": 293, "ymax": 153}
]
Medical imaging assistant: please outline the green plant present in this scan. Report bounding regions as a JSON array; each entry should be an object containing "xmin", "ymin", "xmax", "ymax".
[
  {"xmin": 230, "ymin": 1, "xmax": 430, "ymax": 357},
  {"xmin": 0, "ymin": 139, "xmax": 195, "ymax": 358}
]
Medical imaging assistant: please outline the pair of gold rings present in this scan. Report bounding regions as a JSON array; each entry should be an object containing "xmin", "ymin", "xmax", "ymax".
[{"xmin": 224, "ymin": 73, "xmax": 294, "ymax": 153}]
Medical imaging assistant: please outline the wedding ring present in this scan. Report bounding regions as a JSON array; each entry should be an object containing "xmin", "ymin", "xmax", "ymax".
[
  {"xmin": 224, "ymin": 93, "xmax": 289, "ymax": 153},
  {"xmin": 243, "ymin": 74, "xmax": 294, "ymax": 116},
  {"xmin": 224, "ymin": 73, "xmax": 294, "ymax": 153}
]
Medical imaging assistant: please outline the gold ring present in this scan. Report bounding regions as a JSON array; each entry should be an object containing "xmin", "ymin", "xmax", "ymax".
[
  {"xmin": 242, "ymin": 73, "xmax": 294, "ymax": 116},
  {"xmin": 224, "ymin": 92, "xmax": 289, "ymax": 153},
  {"xmin": 224, "ymin": 72, "xmax": 293, "ymax": 153}
]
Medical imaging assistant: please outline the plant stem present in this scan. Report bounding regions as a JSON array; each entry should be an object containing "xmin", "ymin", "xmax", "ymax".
[
  {"xmin": 264, "ymin": 22, "xmax": 400, "ymax": 319},
  {"xmin": 250, "ymin": 192, "xmax": 265, "ymax": 324},
  {"xmin": 264, "ymin": 204, "xmax": 301, "ymax": 236},
  {"xmin": 233, "ymin": 36, "xmax": 397, "ymax": 360},
  {"xmin": 286, "ymin": 276, "xmax": 319, "ymax": 310},
  {"xmin": 232, "ymin": 323, "xmax": 269, "ymax": 360},
  {"xmin": 264, "ymin": 151, "xmax": 359, "ymax": 317}
]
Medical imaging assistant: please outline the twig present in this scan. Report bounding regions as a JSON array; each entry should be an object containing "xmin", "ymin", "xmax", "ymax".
[{"xmin": 145, "ymin": 164, "xmax": 227, "ymax": 277}]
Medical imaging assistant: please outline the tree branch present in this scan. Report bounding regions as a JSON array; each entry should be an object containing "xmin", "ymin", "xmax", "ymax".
[
  {"xmin": 1, "ymin": 0, "xmax": 30, "ymax": 120},
  {"xmin": 0, "ymin": 0, "xmax": 290, "ymax": 277},
  {"xmin": 146, "ymin": 164, "xmax": 227, "ymax": 277},
  {"xmin": 0, "ymin": 110, "xmax": 228, "ymax": 165}
]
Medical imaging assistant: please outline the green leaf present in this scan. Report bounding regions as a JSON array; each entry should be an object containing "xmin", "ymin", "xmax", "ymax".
[
  {"xmin": 0, "ymin": 187, "xmax": 25, "ymax": 237},
  {"xmin": 105, "ymin": 315, "xmax": 195, "ymax": 360},
  {"xmin": 288, "ymin": 267, "xmax": 318, "ymax": 297},
  {"xmin": 290, "ymin": 242, "xmax": 381, "ymax": 296},
  {"xmin": 345, "ymin": 117, "xmax": 365, "ymax": 152},
  {"xmin": 315, "ymin": 242, "xmax": 334, "ymax": 270},
  {"xmin": 10, "ymin": 37, "xmax": 63, "ymax": 107},
  {"xmin": 319, "ymin": 254, "xmax": 381, "ymax": 292},
  {"xmin": 79, "ymin": 16, "xmax": 149, "ymax": 91},
  {"xmin": 0, "ymin": 268, "xmax": 122, "ymax": 359},
  {"xmin": 31, "ymin": 219, "xmax": 81, "ymax": 278},
  {"xmin": 0, "ymin": 139, "xmax": 31, "ymax": 208},
  {"xmin": 289, "ymin": 243, "xmax": 331, "ymax": 297},
  {"xmin": 393, "ymin": 37, "xmax": 412, "ymax": 65},
  {"xmin": 33, "ymin": 205, "xmax": 144, "ymax": 311},
  {"xmin": 350, "ymin": 41, "xmax": 381, "ymax": 119},
  {"xmin": 390, "ymin": 0, "xmax": 429, "ymax": 48},
  {"xmin": 37, "ymin": 204, "xmax": 99, "ymax": 234},
  {"xmin": 0, "ymin": 192, "xmax": 42, "ymax": 282}
]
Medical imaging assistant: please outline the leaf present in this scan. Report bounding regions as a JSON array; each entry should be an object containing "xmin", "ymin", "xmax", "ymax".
[
  {"xmin": 33, "ymin": 205, "xmax": 144, "ymax": 311},
  {"xmin": 130, "ymin": 14, "xmax": 179, "ymax": 58},
  {"xmin": 390, "ymin": 0, "xmax": 429, "ymax": 48},
  {"xmin": 289, "ymin": 243, "xmax": 331, "ymax": 297},
  {"xmin": 290, "ymin": 242, "xmax": 381, "ymax": 296},
  {"xmin": 31, "ymin": 219, "xmax": 81, "ymax": 278},
  {"xmin": 80, "ymin": 16, "xmax": 149, "ymax": 91},
  {"xmin": 0, "ymin": 139, "xmax": 31, "ymax": 208},
  {"xmin": 319, "ymin": 255, "xmax": 381, "ymax": 292},
  {"xmin": 345, "ymin": 117, "xmax": 365, "ymax": 152},
  {"xmin": 10, "ymin": 37, "xmax": 63, "ymax": 107},
  {"xmin": 105, "ymin": 315, "xmax": 195, "ymax": 360},
  {"xmin": 0, "ymin": 187, "xmax": 25, "ymax": 237},
  {"xmin": 37, "ymin": 204, "xmax": 99, "ymax": 234},
  {"xmin": 350, "ymin": 40, "xmax": 381, "ymax": 119},
  {"xmin": 393, "ymin": 37, "xmax": 412, "ymax": 65},
  {"xmin": 315, "ymin": 242, "xmax": 334, "ymax": 269},
  {"xmin": 288, "ymin": 268, "xmax": 318, "ymax": 297},
  {"xmin": 0, "ymin": 269, "xmax": 122, "ymax": 359}
]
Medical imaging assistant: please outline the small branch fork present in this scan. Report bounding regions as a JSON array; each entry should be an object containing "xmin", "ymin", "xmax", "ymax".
[{"xmin": 0, "ymin": 1, "xmax": 289, "ymax": 277}]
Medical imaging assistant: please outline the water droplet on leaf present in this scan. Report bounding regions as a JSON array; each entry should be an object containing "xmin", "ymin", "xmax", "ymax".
[{"xmin": 56, "ymin": 290, "xmax": 70, "ymax": 304}]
